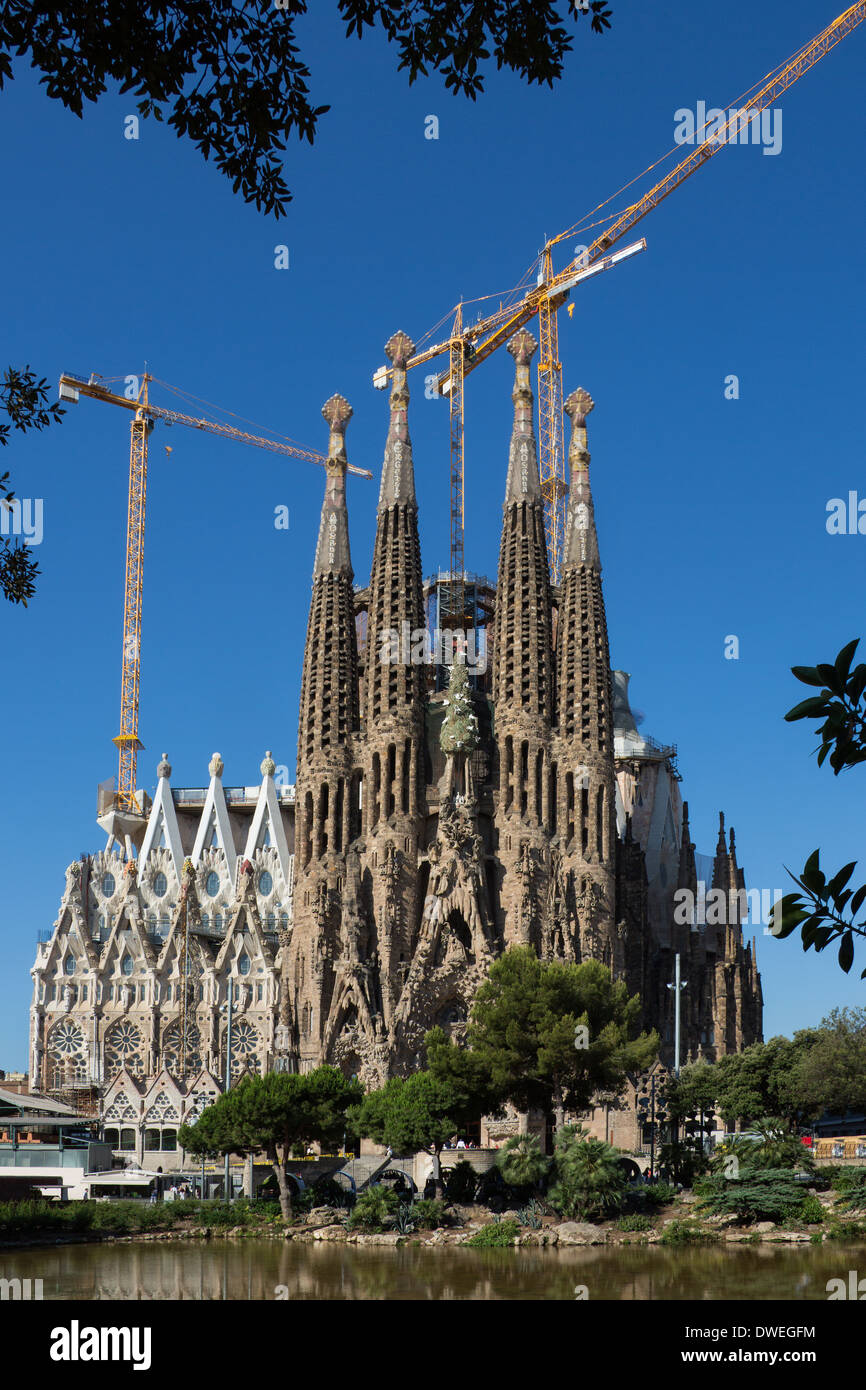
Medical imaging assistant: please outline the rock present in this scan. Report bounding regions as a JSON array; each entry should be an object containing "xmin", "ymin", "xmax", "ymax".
[
  {"xmin": 354, "ymin": 1232, "xmax": 402, "ymax": 1247},
  {"xmin": 312, "ymin": 1225, "xmax": 347, "ymax": 1242},
  {"xmin": 554, "ymin": 1222, "xmax": 605, "ymax": 1246},
  {"xmin": 754, "ymin": 1222, "xmax": 776, "ymax": 1234}
]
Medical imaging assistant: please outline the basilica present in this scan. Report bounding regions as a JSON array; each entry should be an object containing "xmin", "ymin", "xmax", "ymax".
[{"xmin": 29, "ymin": 328, "xmax": 762, "ymax": 1164}]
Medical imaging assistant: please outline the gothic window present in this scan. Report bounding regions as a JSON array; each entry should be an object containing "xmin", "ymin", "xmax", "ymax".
[
  {"xmin": 201, "ymin": 913, "xmax": 209, "ymax": 930},
  {"xmin": 102, "ymin": 872, "xmax": 116, "ymax": 897},
  {"xmin": 258, "ymin": 870, "xmax": 273, "ymax": 897},
  {"xmin": 119, "ymin": 1129, "xmax": 136, "ymax": 1151},
  {"xmin": 145, "ymin": 1091, "xmax": 180, "ymax": 1125},
  {"xmin": 121, "ymin": 954, "xmax": 134, "ymax": 976},
  {"xmin": 153, "ymin": 872, "xmax": 168, "ymax": 898},
  {"xmin": 206, "ymin": 871, "xmax": 220, "ymax": 898},
  {"xmin": 104, "ymin": 1128, "xmax": 119, "ymax": 1148},
  {"xmin": 46, "ymin": 1020, "xmax": 87, "ymax": 1087},
  {"xmin": 162, "ymin": 1129, "xmax": 177, "ymax": 1152},
  {"xmin": 266, "ymin": 912, "xmax": 275, "ymax": 931},
  {"xmin": 104, "ymin": 1019, "xmax": 145, "ymax": 1079},
  {"xmin": 162, "ymin": 1020, "xmax": 202, "ymax": 1076},
  {"xmin": 238, "ymin": 952, "xmax": 251, "ymax": 976},
  {"xmin": 228, "ymin": 1020, "xmax": 261, "ymax": 1078},
  {"xmin": 64, "ymin": 955, "xmax": 76, "ymax": 976}
]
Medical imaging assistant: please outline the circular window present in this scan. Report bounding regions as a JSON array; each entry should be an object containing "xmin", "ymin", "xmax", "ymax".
[
  {"xmin": 258, "ymin": 870, "xmax": 273, "ymax": 897},
  {"xmin": 153, "ymin": 871, "xmax": 168, "ymax": 898},
  {"xmin": 64, "ymin": 955, "xmax": 76, "ymax": 976},
  {"xmin": 102, "ymin": 872, "xmax": 116, "ymax": 897},
  {"xmin": 238, "ymin": 952, "xmax": 251, "ymax": 976},
  {"xmin": 121, "ymin": 955, "xmax": 134, "ymax": 976},
  {"xmin": 206, "ymin": 870, "xmax": 220, "ymax": 898}
]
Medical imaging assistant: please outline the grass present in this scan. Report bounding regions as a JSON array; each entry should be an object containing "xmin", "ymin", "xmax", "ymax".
[
  {"xmin": 0, "ymin": 1197, "xmax": 284, "ymax": 1239},
  {"xmin": 658, "ymin": 1219, "xmax": 718, "ymax": 1247}
]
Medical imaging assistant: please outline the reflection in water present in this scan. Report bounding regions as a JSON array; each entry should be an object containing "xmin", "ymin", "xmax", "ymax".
[{"xmin": 3, "ymin": 1239, "xmax": 865, "ymax": 1301}]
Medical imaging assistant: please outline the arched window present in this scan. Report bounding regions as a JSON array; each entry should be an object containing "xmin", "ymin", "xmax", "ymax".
[
  {"xmin": 258, "ymin": 870, "xmax": 273, "ymax": 897},
  {"xmin": 238, "ymin": 952, "xmax": 251, "ymax": 976},
  {"xmin": 119, "ymin": 1128, "xmax": 136, "ymax": 1151},
  {"xmin": 103, "ymin": 1128, "xmax": 119, "ymax": 1148},
  {"xmin": 102, "ymin": 872, "xmax": 116, "ymax": 897},
  {"xmin": 64, "ymin": 955, "xmax": 76, "ymax": 976},
  {"xmin": 153, "ymin": 871, "xmax": 168, "ymax": 898},
  {"xmin": 206, "ymin": 871, "xmax": 220, "ymax": 898},
  {"xmin": 161, "ymin": 1129, "xmax": 177, "ymax": 1152},
  {"xmin": 121, "ymin": 954, "xmax": 134, "ymax": 976},
  {"xmin": 145, "ymin": 1129, "xmax": 161, "ymax": 1151}
]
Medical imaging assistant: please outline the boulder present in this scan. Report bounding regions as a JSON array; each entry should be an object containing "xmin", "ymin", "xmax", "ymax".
[{"xmin": 555, "ymin": 1222, "xmax": 606, "ymax": 1246}]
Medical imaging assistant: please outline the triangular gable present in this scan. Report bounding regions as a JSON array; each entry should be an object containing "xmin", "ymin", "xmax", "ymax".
[
  {"xmin": 243, "ymin": 773, "xmax": 290, "ymax": 885},
  {"xmin": 101, "ymin": 892, "xmax": 155, "ymax": 975},
  {"xmin": 191, "ymin": 773, "xmax": 237, "ymax": 882},
  {"xmin": 215, "ymin": 899, "xmax": 272, "ymax": 973},
  {"xmin": 140, "ymin": 773, "xmax": 185, "ymax": 879},
  {"xmin": 158, "ymin": 881, "xmax": 205, "ymax": 973}
]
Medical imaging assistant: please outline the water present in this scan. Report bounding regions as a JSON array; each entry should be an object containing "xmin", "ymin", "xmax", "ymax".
[{"xmin": 3, "ymin": 1238, "xmax": 866, "ymax": 1300}]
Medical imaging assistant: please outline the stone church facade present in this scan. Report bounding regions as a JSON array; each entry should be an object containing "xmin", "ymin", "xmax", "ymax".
[{"xmin": 29, "ymin": 328, "xmax": 762, "ymax": 1155}]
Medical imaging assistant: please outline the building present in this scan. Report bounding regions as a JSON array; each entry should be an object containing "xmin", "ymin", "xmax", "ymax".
[{"xmin": 28, "ymin": 328, "xmax": 762, "ymax": 1161}]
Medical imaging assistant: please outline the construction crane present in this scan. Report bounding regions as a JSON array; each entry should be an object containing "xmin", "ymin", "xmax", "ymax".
[
  {"xmin": 58, "ymin": 371, "xmax": 373, "ymax": 825},
  {"xmin": 374, "ymin": 2, "xmax": 866, "ymax": 590}
]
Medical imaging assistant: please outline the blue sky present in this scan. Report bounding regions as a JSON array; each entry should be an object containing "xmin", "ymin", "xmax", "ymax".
[{"xmin": 2, "ymin": 1, "xmax": 865, "ymax": 1069}]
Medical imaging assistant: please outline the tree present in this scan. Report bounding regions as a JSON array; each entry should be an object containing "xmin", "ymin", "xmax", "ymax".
[
  {"xmin": 177, "ymin": 1066, "xmax": 362, "ymax": 1220},
  {"xmin": 771, "ymin": 639, "xmax": 866, "ymax": 977},
  {"xmin": 495, "ymin": 1133, "xmax": 550, "ymax": 1190},
  {"xmin": 468, "ymin": 946, "xmax": 658, "ymax": 1131},
  {"xmin": 547, "ymin": 1124, "xmax": 627, "ymax": 1221},
  {"xmin": 0, "ymin": 367, "xmax": 63, "ymax": 605},
  {"xmin": 0, "ymin": 1, "xmax": 612, "ymax": 220},
  {"xmin": 350, "ymin": 1029, "xmax": 497, "ymax": 1183},
  {"xmin": 790, "ymin": 1007, "xmax": 866, "ymax": 1119}
]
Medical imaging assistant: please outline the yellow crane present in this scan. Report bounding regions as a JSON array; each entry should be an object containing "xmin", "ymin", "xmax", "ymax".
[
  {"xmin": 58, "ymin": 371, "xmax": 373, "ymax": 822},
  {"xmin": 374, "ymin": 2, "xmax": 866, "ymax": 590}
]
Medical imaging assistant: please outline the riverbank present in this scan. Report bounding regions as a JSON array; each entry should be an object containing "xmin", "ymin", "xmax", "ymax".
[{"xmin": 3, "ymin": 1189, "xmax": 865, "ymax": 1252}]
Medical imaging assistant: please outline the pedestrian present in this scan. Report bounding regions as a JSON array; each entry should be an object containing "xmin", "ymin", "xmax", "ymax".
[{"xmin": 149, "ymin": 1187, "xmax": 158, "ymax": 1205}]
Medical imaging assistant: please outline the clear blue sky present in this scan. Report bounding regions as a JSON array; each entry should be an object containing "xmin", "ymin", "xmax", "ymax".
[{"xmin": 2, "ymin": 1, "xmax": 865, "ymax": 1069}]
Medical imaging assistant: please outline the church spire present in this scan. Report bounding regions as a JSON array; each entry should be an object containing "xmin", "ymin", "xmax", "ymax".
[
  {"xmin": 562, "ymin": 388, "xmax": 601, "ymax": 571},
  {"xmin": 378, "ymin": 331, "xmax": 417, "ymax": 508},
  {"xmin": 504, "ymin": 328, "xmax": 543, "ymax": 504},
  {"xmin": 313, "ymin": 394, "xmax": 353, "ymax": 577},
  {"xmin": 491, "ymin": 329, "xmax": 554, "ymax": 724}
]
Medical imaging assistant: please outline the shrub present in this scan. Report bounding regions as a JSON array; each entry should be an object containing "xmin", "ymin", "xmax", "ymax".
[
  {"xmin": 642, "ymin": 1181, "xmax": 676, "ymax": 1208},
  {"xmin": 834, "ymin": 1170, "xmax": 866, "ymax": 1211},
  {"xmin": 464, "ymin": 1217, "xmax": 520, "ymax": 1248},
  {"xmin": 696, "ymin": 1169, "xmax": 810, "ymax": 1225},
  {"xmin": 495, "ymin": 1135, "xmax": 550, "ymax": 1191},
  {"xmin": 659, "ymin": 1141, "xmax": 708, "ymax": 1187},
  {"xmin": 827, "ymin": 1219, "xmax": 866, "ymax": 1240},
  {"xmin": 548, "ymin": 1126, "xmax": 627, "ymax": 1222},
  {"xmin": 346, "ymin": 1186, "xmax": 400, "ymax": 1233},
  {"xmin": 616, "ymin": 1213, "xmax": 653, "ymax": 1232},
  {"xmin": 411, "ymin": 1198, "xmax": 448, "ymax": 1230},
  {"xmin": 659, "ymin": 1219, "xmax": 717, "ymax": 1247},
  {"xmin": 311, "ymin": 1177, "xmax": 354, "ymax": 1210},
  {"xmin": 798, "ymin": 1193, "xmax": 825, "ymax": 1225},
  {"xmin": 514, "ymin": 1199, "xmax": 546, "ymax": 1230},
  {"xmin": 444, "ymin": 1160, "xmax": 478, "ymax": 1205},
  {"xmin": 711, "ymin": 1123, "xmax": 815, "ymax": 1177}
]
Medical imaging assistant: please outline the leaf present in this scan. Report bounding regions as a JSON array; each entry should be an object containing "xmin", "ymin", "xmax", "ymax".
[
  {"xmin": 785, "ymin": 696, "xmax": 828, "ymax": 722},
  {"xmin": 849, "ymin": 883, "xmax": 866, "ymax": 917},
  {"xmin": 791, "ymin": 665, "xmax": 827, "ymax": 688},
  {"xmin": 838, "ymin": 932, "xmax": 854, "ymax": 974},
  {"xmin": 828, "ymin": 861, "xmax": 858, "ymax": 899},
  {"xmin": 836, "ymin": 639, "xmax": 859, "ymax": 682}
]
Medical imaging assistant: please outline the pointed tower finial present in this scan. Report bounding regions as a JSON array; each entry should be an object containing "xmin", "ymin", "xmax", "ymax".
[
  {"xmin": 261, "ymin": 750, "xmax": 276, "ymax": 777},
  {"xmin": 208, "ymin": 752, "xmax": 224, "ymax": 779},
  {"xmin": 157, "ymin": 753, "xmax": 171, "ymax": 779},
  {"xmin": 322, "ymin": 393, "xmax": 352, "ymax": 463},
  {"xmin": 314, "ymin": 396, "xmax": 354, "ymax": 577},
  {"xmin": 503, "ymin": 330, "xmax": 541, "ymax": 504},
  {"xmin": 562, "ymin": 388, "xmax": 600, "ymax": 570},
  {"xmin": 379, "ymin": 332, "xmax": 417, "ymax": 508}
]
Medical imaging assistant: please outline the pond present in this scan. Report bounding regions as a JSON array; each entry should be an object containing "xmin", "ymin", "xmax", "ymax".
[{"xmin": 4, "ymin": 1237, "xmax": 866, "ymax": 1300}]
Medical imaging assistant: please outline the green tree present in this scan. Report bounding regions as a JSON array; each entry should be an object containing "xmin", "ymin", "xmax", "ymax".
[
  {"xmin": 771, "ymin": 640, "xmax": 866, "ymax": 977},
  {"xmin": 0, "ymin": 1, "xmax": 612, "ymax": 219},
  {"xmin": 548, "ymin": 1125, "xmax": 627, "ymax": 1221},
  {"xmin": 468, "ymin": 946, "xmax": 657, "ymax": 1131},
  {"xmin": 790, "ymin": 1007, "xmax": 866, "ymax": 1119},
  {"xmin": 495, "ymin": 1133, "xmax": 550, "ymax": 1190},
  {"xmin": 177, "ymin": 1066, "xmax": 362, "ymax": 1220},
  {"xmin": 351, "ymin": 1031, "xmax": 496, "ymax": 1183},
  {"xmin": 0, "ymin": 367, "xmax": 63, "ymax": 605}
]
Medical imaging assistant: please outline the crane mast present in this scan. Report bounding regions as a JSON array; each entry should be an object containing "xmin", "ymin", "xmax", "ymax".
[{"xmin": 59, "ymin": 370, "xmax": 372, "ymax": 827}]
